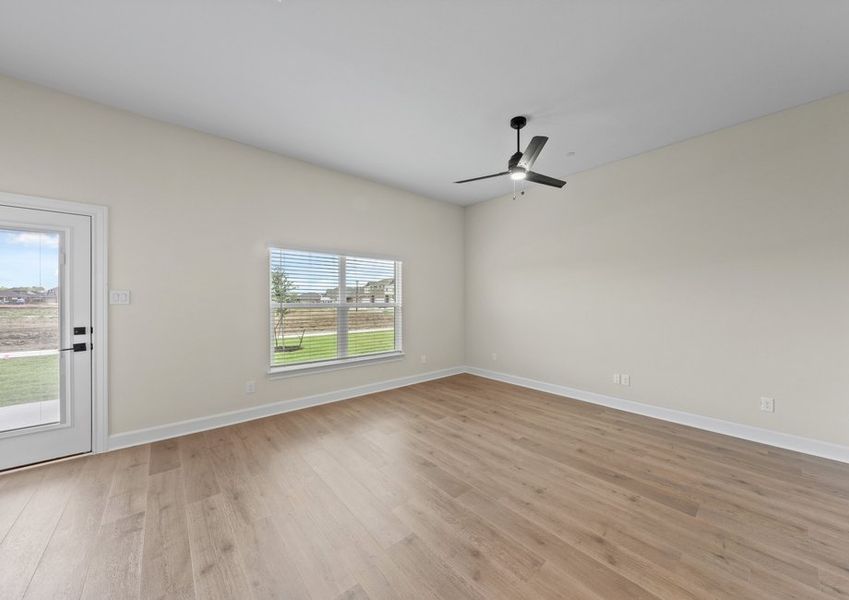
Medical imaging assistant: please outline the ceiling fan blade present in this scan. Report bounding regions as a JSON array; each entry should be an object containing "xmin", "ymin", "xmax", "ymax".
[
  {"xmin": 526, "ymin": 171, "xmax": 566, "ymax": 188},
  {"xmin": 454, "ymin": 171, "xmax": 509, "ymax": 184},
  {"xmin": 517, "ymin": 136, "xmax": 548, "ymax": 170}
]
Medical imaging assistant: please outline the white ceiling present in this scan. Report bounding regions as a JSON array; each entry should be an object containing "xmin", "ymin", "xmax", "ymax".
[{"xmin": 1, "ymin": 1, "xmax": 848, "ymax": 205}]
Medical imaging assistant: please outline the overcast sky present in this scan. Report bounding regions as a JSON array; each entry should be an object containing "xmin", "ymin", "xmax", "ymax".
[{"xmin": 0, "ymin": 229, "xmax": 60, "ymax": 289}]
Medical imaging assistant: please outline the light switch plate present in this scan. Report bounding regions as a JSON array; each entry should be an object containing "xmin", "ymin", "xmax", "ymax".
[{"xmin": 109, "ymin": 290, "xmax": 131, "ymax": 305}]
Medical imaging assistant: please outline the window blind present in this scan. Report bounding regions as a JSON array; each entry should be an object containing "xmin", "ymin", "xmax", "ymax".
[{"xmin": 270, "ymin": 248, "xmax": 402, "ymax": 370}]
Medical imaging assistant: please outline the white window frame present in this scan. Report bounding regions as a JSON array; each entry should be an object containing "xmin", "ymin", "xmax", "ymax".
[{"xmin": 268, "ymin": 247, "xmax": 403, "ymax": 376}]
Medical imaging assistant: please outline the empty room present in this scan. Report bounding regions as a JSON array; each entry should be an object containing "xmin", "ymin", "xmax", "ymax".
[{"xmin": 1, "ymin": 1, "xmax": 848, "ymax": 598}]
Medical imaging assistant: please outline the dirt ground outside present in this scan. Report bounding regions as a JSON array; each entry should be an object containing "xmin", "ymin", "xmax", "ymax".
[
  {"xmin": 0, "ymin": 305, "xmax": 59, "ymax": 353},
  {"xmin": 278, "ymin": 306, "xmax": 395, "ymax": 335}
]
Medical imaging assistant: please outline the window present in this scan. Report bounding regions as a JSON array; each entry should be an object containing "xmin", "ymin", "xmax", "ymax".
[{"xmin": 269, "ymin": 248, "xmax": 402, "ymax": 372}]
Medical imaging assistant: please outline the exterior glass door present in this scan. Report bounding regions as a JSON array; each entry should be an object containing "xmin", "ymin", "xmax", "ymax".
[{"xmin": 0, "ymin": 205, "xmax": 92, "ymax": 470}]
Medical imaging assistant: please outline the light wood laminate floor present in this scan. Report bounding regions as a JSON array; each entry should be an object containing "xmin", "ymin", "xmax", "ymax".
[{"xmin": 1, "ymin": 374, "xmax": 848, "ymax": 599}]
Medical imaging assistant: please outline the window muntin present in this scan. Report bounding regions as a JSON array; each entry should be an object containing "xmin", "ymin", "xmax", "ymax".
[{"xmin": 270, "ymin": 248, "xmax": 402, "ymax": 370}]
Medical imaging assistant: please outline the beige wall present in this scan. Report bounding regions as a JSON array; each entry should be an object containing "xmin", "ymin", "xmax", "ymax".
[
  {"xmin": 3, "ymin": 72, "xmax": 848, "ymax": 449},
  {"xmin": 466, "ymin": 92, "xmax": 849, "ymax": 446},
  {"xmin": 0, "ymin": 75, "xmax": 465, "ymax": 435}
]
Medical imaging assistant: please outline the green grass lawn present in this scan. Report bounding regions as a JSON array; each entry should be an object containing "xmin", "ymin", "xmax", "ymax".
[
  {"xmin": 273, "ymin": 329, "xmax": 395, "ymax": 365},
  {"xmin": 0, "ymin": 330, "xmax": 395, "ymax": 407},
  {"xmin": 0, "ymin": 355, "xmax": 59, "ymax": 407}
]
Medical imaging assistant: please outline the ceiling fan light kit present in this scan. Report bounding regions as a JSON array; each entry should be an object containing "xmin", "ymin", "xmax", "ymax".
[{"xmin": 455, "ymin": 115, "xmax": 567, "ymax": 191}]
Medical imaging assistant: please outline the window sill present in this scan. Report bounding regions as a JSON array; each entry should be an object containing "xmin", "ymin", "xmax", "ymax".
[{"xmin": 268, "ymin": 351, "xmax": 405, "ymax": 378}]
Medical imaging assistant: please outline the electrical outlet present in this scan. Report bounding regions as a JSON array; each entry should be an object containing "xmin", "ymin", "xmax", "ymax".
[
  {"xmin": 245, "ymin": 380, "xmax": 256, "ymax": 394},
  {"xmin": 420, "ymin": 354, "xmax": 428, "ymax": 364},
  {"xmin": 491, "ymin": 353, "xmax": 497, "ymax": 361},
  {"xmin": 613, "ymin": 373, "xmax": 621, "ymax": 384},
  {"xmin": 759, "ymin": 397, "xmax": 774, "ymax": 413},
  {"xmin": 621, "ymin": 374, "xmax": 631, "ymax": 386}
]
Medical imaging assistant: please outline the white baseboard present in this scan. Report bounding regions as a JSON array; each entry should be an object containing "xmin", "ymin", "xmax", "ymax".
[
  {"xmin": 108, "ymin": 366, "xmax": 464, "ymax": 450},
  {"xmin": 108, "ymin": 363, "xmax": 849, "ymax": 465},
  {"xmin": 465, "ymin": 366, "xmax": 849, "ymax": 465}
]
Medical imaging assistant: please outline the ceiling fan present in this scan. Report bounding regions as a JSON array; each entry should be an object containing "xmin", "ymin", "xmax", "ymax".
[{"xmin": 454, "ymin": 116, "xmax": 566, "ymax": 188}]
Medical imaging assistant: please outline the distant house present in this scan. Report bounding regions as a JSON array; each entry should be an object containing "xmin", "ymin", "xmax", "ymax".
[
  {"xmin": 324, "ymin": 278, "xmax": 396, "ymax": 304},
  {"xmin": 0, "ymin": 288, "xmax": 51, "ymax": 304},
  {"xmin": 28, "ymin": 290, "xmax": 51, "ymax": 304},
  {"xmin": 295, "ymin": 292, "xmax": 322, "ymax": 303},
  {"xmin": 364, "ymin": 278, "xmax": 395, "ymax": 303},
  {"xmin": 0, "ymin": 290, "xmax": 23, "ymax": 304},
  {"xmin": 324, "ymin": 286, "xmax": 365, "ymax": 303}
]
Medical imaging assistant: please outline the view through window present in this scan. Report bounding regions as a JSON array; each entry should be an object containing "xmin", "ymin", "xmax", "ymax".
[
  {"xmin": 270, "ymin": 248, "xmax": 402, "ymax": 369},
  {"xmin": 0, "ymin": 228, "xmax": 61, "ymax": 431}
]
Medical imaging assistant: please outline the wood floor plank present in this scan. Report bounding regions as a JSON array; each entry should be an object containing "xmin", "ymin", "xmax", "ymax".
[
  {"xmin": 102, "ymin": 446, "xmax": 150, "ymax": 524},
  {"xmin": 3, "ymin": 374, "xmax": 849, "ymax": 599},
  {"xmin": 518, "ymin": 562, "xmax": 613, "ymax": 600},
  {"xmin": 393, "ymin": 500, "xmax": 523, "ymax": 600},
  {"xmin": 455, "ymin": 489, "xmax": 682, "ymax": 600},
  {"xmin": 140, "ymin": 468, "xmax": 195, "ymax": 600},
  {"xmin": 179, "ymin": 433, "xmax": 221, "ymax": 504},
  {"xmin": 301, "ymin": 445, "xmax": 411, "ymax": 549},
  {"xmin": 387, "ymin": 533, "xmax": 487, "ymax": 600},
  {"xmin": 231, "ymin": 514, "xmax": 312, "ymax": 599},
  {"xmin": 259, "ymin": 464, "xmax": 374, "ymax": 593},
  {"xmin": 207, "ymin": 440, "xmax": 270, "ymax": 528},
  {"xmin": 0, "ymin": 467, "xmax": 45, "ymax": 545},
  {"xmin": 269, "ymin": 494, "xmax": 353, "ymax": 599},
  {"xmin": 820, "ymin": 567, "xmax": 849, "ymax": 597},
  {"xmin": 149, "ymin": 438, "xmax": 181, "ymax": 475},
  {"xmin": 336, "ymin": 583, "xmax": 371, "ymax": 600},
  {"xmin": 23, "ymin": 452, "xmax": 119, "ymax": 600},
  {"xmin": 80, "ymin": 512, "xmax": 146, "ymax": 600},
  {"xmin": 185, "ymin": 494, "xmax": 252, "ymax": 600},
  {"xmin": 353, "ymin": 550, "xmax": 444, "ymax": 600},
  {"xmin": 0, "ymin": 460, "xmax": 84, "ymax": 600}
]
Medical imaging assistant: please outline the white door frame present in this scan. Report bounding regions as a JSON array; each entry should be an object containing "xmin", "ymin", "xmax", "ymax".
[{"xmin": 0, "ymin": 190, "xmax": 109, "ymax": 454}]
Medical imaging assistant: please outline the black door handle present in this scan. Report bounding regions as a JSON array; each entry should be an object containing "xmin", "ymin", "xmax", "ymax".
[{"xmin": 60, "ymin": 343, "xmax": 88, "ymax": 352}]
